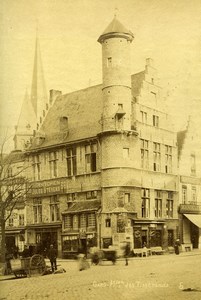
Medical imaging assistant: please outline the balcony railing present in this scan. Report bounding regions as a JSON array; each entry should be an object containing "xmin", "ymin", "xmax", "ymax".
[{"xmin": 179, "ymin": 202, "xmax": 201, "ymax": 214}]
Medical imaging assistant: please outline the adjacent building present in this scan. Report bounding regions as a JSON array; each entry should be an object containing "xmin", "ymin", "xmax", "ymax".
[{"xmin": 178, "ymin": 109, "xmax": 201, "ymax": 251}]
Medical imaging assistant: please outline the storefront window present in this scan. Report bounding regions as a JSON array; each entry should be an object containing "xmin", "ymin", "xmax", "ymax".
[{"xmin": 62, "ymin": 236, "xmax": 78, "ymax": 252}]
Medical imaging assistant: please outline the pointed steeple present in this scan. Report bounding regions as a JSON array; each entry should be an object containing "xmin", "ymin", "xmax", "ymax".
[
  {"xmin": 14, "ymin": 89, "xmax": 37, "ymax": 150},
  {"xmin": 16, "ymin": 89, "xmax": 36, "ymax": 133},
  {"xmin": 30, "ymin": 35, "xmax": 48, "ymax": 119}
]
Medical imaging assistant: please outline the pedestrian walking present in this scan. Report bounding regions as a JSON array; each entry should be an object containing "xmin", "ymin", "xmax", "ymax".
[
  {"xmin": 124, "ymin": 242, "xmax": 130, "ymax": 266},
  {"xmin": 174, "ymin": 239, "xmax": 180, "ymax": 255},
  {"xmin": 48, "ymin": 244, "xmax": 57, "ymax": 273}
]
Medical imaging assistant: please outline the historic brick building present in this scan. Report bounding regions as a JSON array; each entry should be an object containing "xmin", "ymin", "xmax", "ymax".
[{"xmin": 15, "ymin": 16, "xmax": 179, "ymax": 258}]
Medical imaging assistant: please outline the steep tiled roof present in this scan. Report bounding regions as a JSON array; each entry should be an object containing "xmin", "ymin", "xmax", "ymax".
[
  {"xmin": 101, "ymin": 17, "xmax": 133, "ymax": 36},
  {"xmin": 29, "ymin": 71, "xmax": 145, "ymax": 150},
  {"xmin": 98, "ymin": 17, "xmax": 134, "ymax": 43},
  {"xmin": 63, "ymin": 200, "xmax": 101, "ymax": 214},
  {"xmin": 30, "ymin": 84, "xmax": 103, "ymax": 150}
]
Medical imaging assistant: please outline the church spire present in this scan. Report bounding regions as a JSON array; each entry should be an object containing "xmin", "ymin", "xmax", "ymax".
[
  {"xmin": 14, "ymin": 33, "xmax": 48, "ymax": 151},
  {"xmin": 30, "ymin": 35, "xmax": 48, "ymax": 119},
  {"xmin": 14, "ymin": 89, "xmax": 36, "ymax": 150}
]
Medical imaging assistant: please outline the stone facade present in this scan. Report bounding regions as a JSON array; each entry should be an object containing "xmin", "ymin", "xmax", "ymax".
[{"xmin": 3, "ymin": 16, "xmax": 201, "ymax": 259}]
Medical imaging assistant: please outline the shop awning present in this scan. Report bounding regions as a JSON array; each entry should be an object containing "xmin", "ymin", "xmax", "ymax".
[{"xmin": 184, "ymin": 214, "xmax": 201, "ymax": 228}]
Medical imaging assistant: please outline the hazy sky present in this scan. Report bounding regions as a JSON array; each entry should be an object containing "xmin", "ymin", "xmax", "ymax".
[{"xmin": 1, "ymin": 0, "xmax": 201, "ymax": 149}]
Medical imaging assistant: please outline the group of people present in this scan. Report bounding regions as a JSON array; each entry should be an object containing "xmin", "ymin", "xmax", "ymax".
[{"xmin": 12, "ymin": 238, "xmax": 181, "ymax": 275}]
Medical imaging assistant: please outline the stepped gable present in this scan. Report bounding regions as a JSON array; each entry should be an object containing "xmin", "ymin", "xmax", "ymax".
[{"xmin": 131, "ymin": 71, "xmax": 145, "ymax": 99}]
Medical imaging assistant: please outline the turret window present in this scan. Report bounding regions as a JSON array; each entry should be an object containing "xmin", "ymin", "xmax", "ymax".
[
  {"xmin": 107, "ymin": 57, "xmax": 112, "ymax": 67},
  {"xmin": 140, "ymin": 111, "xmax": 147, "ymax": 124}
]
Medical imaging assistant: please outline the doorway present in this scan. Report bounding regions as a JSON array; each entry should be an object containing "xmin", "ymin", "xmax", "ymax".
[
  {"xmin": 191, "ymin": 223, "xmax": 199, "ymax": 248},
  {"xmin": 80, "ymin": 238, "xmax": 87, "ymax": 255}
]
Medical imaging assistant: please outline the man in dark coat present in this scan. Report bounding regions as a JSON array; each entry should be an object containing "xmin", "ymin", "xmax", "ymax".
[
  {"xmin": 22, "ymin": 245, "xmax": 30, "ymax": 258},
  {"xmin": 124, "ymin": 242, "xmax": 130, "ymax": 266},
  {"xmin": 174, "ymin": 239, "xmax": 180, "ymax": 255},
  {"xmin": 48, "ymin": 244, "xmax": 57, "ymax": 273}
]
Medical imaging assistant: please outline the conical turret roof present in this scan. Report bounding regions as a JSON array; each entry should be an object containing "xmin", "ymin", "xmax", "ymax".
[{"xmin": 98, "ymin": 16, "xmax": 134, "ymax": 43}]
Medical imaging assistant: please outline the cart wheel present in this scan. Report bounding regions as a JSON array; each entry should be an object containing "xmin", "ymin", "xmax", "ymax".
[{"xmin": 30, "ymin": 254, "xmax": 46, "ymax": 276}]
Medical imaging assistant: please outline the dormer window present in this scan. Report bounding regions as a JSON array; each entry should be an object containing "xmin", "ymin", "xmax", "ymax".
[{"xmin": 60, "ymin": 116, "xmax": 68, "ymax": 131}]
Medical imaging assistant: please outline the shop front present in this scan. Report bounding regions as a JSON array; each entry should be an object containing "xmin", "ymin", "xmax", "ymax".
[
  {"xmin": 62, "ymin": 232, "xmax": 97, "ymax": 258},
  {"xmin": 5, "ymin": 228, "xmax": 25, "ymax": 256},
  {"xmin": 26, "ymin": 223, "xmax": 62, "ymax": 257},
  {"xmin": 133, "ymin": 221, "xmax": 165, "ymax": 248},
  {"xmin": 182, "ymin": 214, "xmax": 201, "ymax": 249}
]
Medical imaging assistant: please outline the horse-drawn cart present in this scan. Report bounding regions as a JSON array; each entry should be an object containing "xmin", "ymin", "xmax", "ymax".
[{"xmin": 10, "ymin": 254, "xmax": 46, "ymax": 278}]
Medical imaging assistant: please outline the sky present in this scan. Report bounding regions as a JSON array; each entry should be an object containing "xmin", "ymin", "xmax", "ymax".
[{"xmin": 0, "ymin": 0, "xmax": 201, "ymax": 150}]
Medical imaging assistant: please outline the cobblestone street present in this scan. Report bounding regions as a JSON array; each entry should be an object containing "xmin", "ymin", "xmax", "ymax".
[{"xmin": 1, "ymin": 251, "xmax": 201, "ymax": 300}]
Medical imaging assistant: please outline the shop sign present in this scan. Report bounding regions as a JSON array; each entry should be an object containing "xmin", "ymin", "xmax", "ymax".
[{"xmin": 27, "ymin": 179, "xmax": 67, "ymax": 196}]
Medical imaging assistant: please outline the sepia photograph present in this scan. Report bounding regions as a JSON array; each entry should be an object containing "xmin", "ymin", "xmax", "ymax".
[{"xmin": 0, "ymin": 0, "xmax": 201, "ymax": 299}]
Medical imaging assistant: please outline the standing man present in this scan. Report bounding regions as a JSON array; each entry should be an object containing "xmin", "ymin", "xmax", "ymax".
[
  {"xmin": 48, "ymin": 244, "xmax": 57, "ymax": 273},
  {"xmin": 174, "ymin": 239, "xmax": 180, "ymax": 255},
  {"xmin": 124, "ymin": 242, "xmax": 130, "ymax": 266}
]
